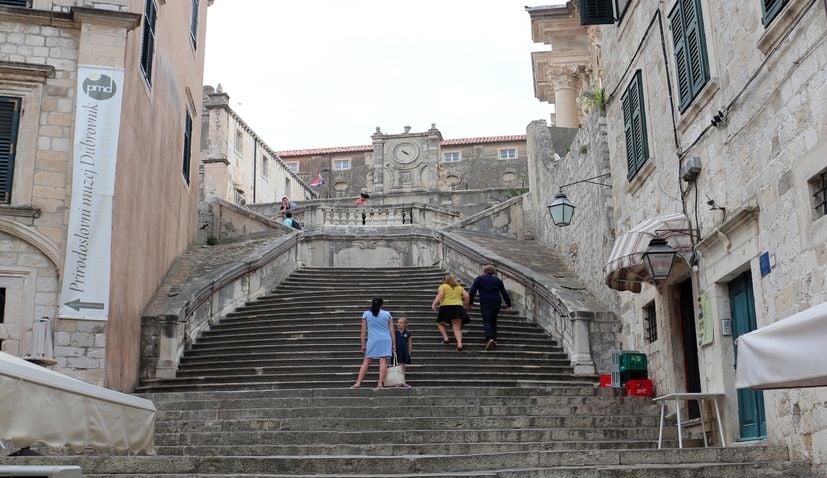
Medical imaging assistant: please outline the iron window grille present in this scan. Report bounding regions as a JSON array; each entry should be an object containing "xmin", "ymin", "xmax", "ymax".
[
  {"xmin": 813, "ymin": 170, "xmax": 827, "ymax": 218},
  {"xmin": 644, "ymin": 301, "xmax": 658, "ymax": 343}
]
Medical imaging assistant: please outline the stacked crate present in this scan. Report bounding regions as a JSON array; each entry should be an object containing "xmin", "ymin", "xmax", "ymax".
[{"xmin": 610, "ymin": 351, "xmax": 648, "ymax": 388}]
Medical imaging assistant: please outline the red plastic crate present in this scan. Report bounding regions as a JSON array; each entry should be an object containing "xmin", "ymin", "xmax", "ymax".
[
  {"xmin": 625, "ymin": 379, "xmax": 654, "ymax": 397},
  {"xmin": 599, "ymin": 374, "xmax": 612, "ymax": 388}
]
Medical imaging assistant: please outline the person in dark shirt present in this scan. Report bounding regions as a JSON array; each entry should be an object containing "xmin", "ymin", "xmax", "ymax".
[{"xmin": 467, "ymin": 264, "xmax": 512, "ymax": 351}]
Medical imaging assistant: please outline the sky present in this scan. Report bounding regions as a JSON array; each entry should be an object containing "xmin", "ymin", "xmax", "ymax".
[{"xmin": 203, "ymin": 1, "xmax": 561, "ymax": 151}]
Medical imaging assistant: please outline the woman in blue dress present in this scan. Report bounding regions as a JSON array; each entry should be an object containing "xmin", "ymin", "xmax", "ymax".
[{"xmin": 352, "ymin": 297, "xmax": 395, "ymax": 389}]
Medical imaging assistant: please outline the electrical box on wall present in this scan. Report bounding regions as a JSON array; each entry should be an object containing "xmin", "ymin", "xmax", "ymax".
[
  {"xmin": 721, "ymin": 319, "xmax": 732, "ymax": 336},
  {"xmin": 680, "ymin": 156, "xmax": 702, "ymax": 182}
]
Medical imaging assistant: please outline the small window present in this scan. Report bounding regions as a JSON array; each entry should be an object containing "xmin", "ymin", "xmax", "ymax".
[
  {"xmin": 621, "ymin": 70, "xmax": 649, "ymax": 180},
  {"xmin": 811, "ymin": 169, "xmax": 827, "ymax": 219},
  {"xmin": 334, "ymin": 159, "xmax": 350, "ymax": 171},
  {"xmin": 189, "ymin": 0, "xmax": 200, "ymax": 48},
  {"xmin": 0, "ymin": 96, "xmax": 22, "ymax": 204},
  {"xmin": 670, "ymin": 0, "xmax": 710, "ymax": 113},
  {"xmin": 140, "ymin": 0, "xmax": 158, "ymax": 86},
  {"xmin": 182, "ymin": 111, "xmax": 192, "ymax": 184},
  {"xmin": 286, "ymin": 161, "xmax": 299, "ymax": 173},
  {"xmin": 443, "ymin": 151, "xmax": 461, "ymax": 163},
  {"xmin": 498, "ymin": 148, "xmax": 518, "ymax": 160},
  {"xmin": 644, "ymin": 301, "xmax": 657, "ymax": 343},
  {"xmin": 234, "ymin": 129, "xmax": 243, "ymax": 153},
  {"xmin": 0, "ymin": 287, "xmax": 6, "ymax": 324},
  {"xmin": 761, "ymin": 0, "xmax": 788, "ymax": 26},
  {"xmin": 234, "ymin": 188, "xmax": 245, "ymax": 205},
  {"xmin": 0, "ymin": 0, "xmax": 31, "ymax": 7},
  {"xmin": 261, "ymin": 156, "xmax": 269, "ymax": 179}
]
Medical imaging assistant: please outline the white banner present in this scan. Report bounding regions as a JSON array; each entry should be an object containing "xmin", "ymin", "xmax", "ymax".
[{"xmin": 59, "ymin": 66, "xmax": 124, "ymax": 320}]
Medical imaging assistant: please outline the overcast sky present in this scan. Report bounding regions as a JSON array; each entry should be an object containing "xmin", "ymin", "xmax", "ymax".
[{"xmin": 203, "ymin": 1, "xmax": 560, "ymax": 151}]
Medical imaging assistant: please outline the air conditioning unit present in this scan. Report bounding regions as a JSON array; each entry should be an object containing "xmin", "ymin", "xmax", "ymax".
[{"xmin": 0, "ymin": 466, "xmax": 81, "ymax": 478}]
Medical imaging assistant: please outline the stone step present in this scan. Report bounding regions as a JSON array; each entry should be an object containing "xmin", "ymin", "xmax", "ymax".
[
  {"xmin": 136, "ymin": 379, "xmax": 598, "ymax": 393},
  {"xmin": 183, "ymin": 342, "xmax": 567, "ymax": 356},
  {"xmin": 189, "ymin": 334, "xmax": 559, "ymax": 348},
  {"xmin": 152, "ymin": 426, "xmax": 675, "ymax": 446},
  {"xmin": 154, "ymin": 439, "xmax": 668, "ymax": 456},
  {"xmin": 154, "ymin": 415, "xmax": 662, "ymax": 434},
  {"xmin": 178, "ymin": 351, "xmax": 572, "ymax": 366},
  {"xmin": 8, "ymin": 447, "xmax": 791, "ymax": 475},
  {"xmin": 155, "ymin": 403, "xmax": 661, "ymax": 422},
  {"xmin": 216, "ymin": 315, "xmax": 534, "ymax": 328},
  {"xmin": 175, "ymin": 362, "xmax": 577, "ymax": 377},
  {"xmin": 199, "ymin": 326, "xmax": 551, "ymax": 341},
  {"xmin": 141, "ymin": 386, "xmax": 617, "ymax": 402}
]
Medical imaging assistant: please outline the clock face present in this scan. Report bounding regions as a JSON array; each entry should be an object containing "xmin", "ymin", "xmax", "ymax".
[{"xmin": 391, "ymin": 142, "xmax": 420, "ymax": 164}]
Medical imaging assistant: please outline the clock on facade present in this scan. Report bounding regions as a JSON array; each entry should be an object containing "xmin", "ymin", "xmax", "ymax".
[{"xmin": 391, "ymin": 141, "xmax": 420, "ymax": 164}]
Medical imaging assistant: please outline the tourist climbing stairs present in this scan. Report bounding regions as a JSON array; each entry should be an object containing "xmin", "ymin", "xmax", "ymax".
[{"xmin": 7, "ymin": 266, "xmax": 811, "ymax": 476}]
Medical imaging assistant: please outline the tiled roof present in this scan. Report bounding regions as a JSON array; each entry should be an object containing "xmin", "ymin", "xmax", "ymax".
[
  {"xmin": 277, "ymin": 145, "xmax": 373, "ymax": 157},
  {"xmin": 441, "ymin": 135, "xmax": 526, "ymax": 146},
  {"xmin": 276, "ymin": 135, "xmax": 526, "ymax": 158}
]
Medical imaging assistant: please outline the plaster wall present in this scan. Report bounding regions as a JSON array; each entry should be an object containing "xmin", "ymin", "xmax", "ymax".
[{"xmin": 105, "ymin": 0, "xmax": 209, "ymax": 391}]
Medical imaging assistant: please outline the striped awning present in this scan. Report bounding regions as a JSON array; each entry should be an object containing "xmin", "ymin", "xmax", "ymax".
[{"xmin": 604, "ymin": 213, "xmax": 694, "ymax": 293}]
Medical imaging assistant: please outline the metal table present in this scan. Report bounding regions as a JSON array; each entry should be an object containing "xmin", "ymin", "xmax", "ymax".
[{"xmin": 653, "ymin": 392, "xmax": 726, "ymax": 448}]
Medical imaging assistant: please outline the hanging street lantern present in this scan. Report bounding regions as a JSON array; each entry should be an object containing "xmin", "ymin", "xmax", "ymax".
[
  {"xmin": 642, "ymin": 237, "xmax": 677, "ymax": 281},
  {"xmin": 548, "ymin": 192, "xmax": 575, "ymax": 227}
]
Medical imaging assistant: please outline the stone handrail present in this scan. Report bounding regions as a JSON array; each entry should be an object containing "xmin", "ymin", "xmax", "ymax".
[{"xmin": 443, "ymin": 193, "xmax": 526, "ymax": 238}]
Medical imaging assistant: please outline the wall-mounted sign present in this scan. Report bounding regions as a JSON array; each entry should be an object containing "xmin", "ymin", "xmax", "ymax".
[
  {"xmin": 759, "ymin": 251, "xmax": 771, "ymax": 277},
  {"xmin": 697, "ymin": 289, "xmax": 714, "ymax": 346},
  {"xmin": 59, "ymin": 66, "xmax": 124, "ymax": 320}
]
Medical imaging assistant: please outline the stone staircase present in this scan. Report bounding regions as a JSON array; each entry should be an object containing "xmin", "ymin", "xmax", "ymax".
[{"xmin": 7, "ymin": 266, "xmax": 811, "ymax": 476}]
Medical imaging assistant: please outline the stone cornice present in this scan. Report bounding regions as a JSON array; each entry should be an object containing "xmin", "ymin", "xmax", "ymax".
[
  {"xmin": 71, "ymin": 7, "xmax": 141, "ymax": 30},
  {"xmin": 0, "ymin": 205, "xmax": 41, "ymax": 219},
  {"xmin": 696, "ymin": 205, "xmax": 760, "ymax": 255},
  {"xmin": 0, "ymin": 5, "xmax": 74, "ymax": 27},
  {"xmin": 0, "ymin": 61, "xmax": 55, "ymax": 83}
]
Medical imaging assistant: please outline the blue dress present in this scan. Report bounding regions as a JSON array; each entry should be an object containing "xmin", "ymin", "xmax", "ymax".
[{"xmin": 363, "ymin": 310, "xmax": 393, "ymax": 358}]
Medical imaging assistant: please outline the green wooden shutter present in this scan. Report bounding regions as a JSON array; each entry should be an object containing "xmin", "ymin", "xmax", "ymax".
[
  {"xmin": 762, "ymin": 0, "xmax": 787, "ymax": 25},
  {"xmin": 670, "ymin": 0, "xmax": 709, "ymax": 112},
  {"xmin": 182, "ymin": 111, "xmax": 192, "ymax": 184},
  {"xmin": 579, "ymin": 0, "xmax": 615, "ymax": 24},
  {"xmin": 0, "ymin": 97, "xmax": 21, "ymax": 204},
  {"xmin": 622, "ymin": 71, "xmax": 649, "ymax": 180}
]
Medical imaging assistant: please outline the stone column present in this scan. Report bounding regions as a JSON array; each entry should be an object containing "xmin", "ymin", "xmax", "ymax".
[
  {"xmin": 371, "ymin": 127, "xmax": 384, "ymax": 195},
  {"xmin": 569, "ymin": 311, "xmax": 596, "ymax": 375},
  {"xmin": 547, "ymin": 67, "xmax": 583, "ymax": 128}
]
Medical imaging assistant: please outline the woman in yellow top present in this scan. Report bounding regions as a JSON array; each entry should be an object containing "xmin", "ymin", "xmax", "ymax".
[{"xmin": 431, "ymin": 274, "xmax": 470, "ymax": 351}]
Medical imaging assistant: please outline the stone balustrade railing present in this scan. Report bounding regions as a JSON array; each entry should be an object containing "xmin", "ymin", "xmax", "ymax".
[{"xmin": 289, "ymin": 203, "xmax": 461, "ymax": 229}]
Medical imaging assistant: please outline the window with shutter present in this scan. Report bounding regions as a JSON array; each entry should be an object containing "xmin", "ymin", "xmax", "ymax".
[
  {"xmin": 140, "ymin": 0, "xmax": 158, "ymax": 86},
  {"xmin": 579, "ymin": 0, "xmax": 615, "ymax": 24},
  {"xmin": 182, "ymin": 111, "xmax": 192, "ymax": 184},
  {"xmin": 0, "ymin": 0, "xmax": 30, "ymax": 7},
  {"xmin": 621, "ymin": 71, "xmax": 649, "ymax": 181},
  {"xmin": 0, "ymin": 96, "xmax": 21, "ymax": 204},
  {"xmin": 669, "ymin": 0, "xmax": 710, "ymax": 112},
  {"xmin": 189, "ymin": 0, "xmax": 200, "ymax": 48},
  {"xmin": 761, "ymin": 0, "xmax": 788, "ymax": 26}
]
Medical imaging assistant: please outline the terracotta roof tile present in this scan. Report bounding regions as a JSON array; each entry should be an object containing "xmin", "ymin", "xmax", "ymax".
[{"xmin": 276, "ymin": 135, "xmax": 526, "ymax": 158}]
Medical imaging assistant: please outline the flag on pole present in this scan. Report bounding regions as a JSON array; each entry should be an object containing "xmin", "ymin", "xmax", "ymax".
[{"xmin": 309, "ymin": 172, "xmax": 325, "ymax": 188}]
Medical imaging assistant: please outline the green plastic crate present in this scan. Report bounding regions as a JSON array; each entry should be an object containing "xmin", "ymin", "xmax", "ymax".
[{"xmin": 617, "ymin": 352, "xmax": 647, "ymax": 372}]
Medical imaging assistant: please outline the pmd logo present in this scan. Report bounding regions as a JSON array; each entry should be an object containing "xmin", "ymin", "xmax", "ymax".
[{"xmin": 82, "ymin": 73, "xmax": 117, "ymax": 101}]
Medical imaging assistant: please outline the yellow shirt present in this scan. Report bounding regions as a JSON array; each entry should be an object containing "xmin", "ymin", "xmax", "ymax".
[{"xmin": 439, "ymin": 284, "xmax": 464, "ymax": 306}]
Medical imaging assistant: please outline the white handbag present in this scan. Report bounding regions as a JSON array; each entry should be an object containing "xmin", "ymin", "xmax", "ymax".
[{"xmin": 384, "ymin": 354, "xmax": 406, "ymax": 387}]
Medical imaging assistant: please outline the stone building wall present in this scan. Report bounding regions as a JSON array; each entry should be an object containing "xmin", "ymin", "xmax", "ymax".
[
  {"xmin": 591, "ymin": 0, "xmax": 827, "ymax": 468},
  {"xmin": 278, "ymin": 135, "xmax": 528, "ymax": 200}
]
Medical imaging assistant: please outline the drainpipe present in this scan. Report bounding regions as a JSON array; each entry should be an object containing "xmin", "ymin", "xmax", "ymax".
[{"xmin": 252, "ymin": 137, "xmax": 257, "ymax": 204}]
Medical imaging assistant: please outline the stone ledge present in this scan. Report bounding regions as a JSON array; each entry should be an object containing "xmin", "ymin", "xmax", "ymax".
[
  {"xmin": 757, "ymin": 0, "xmax": 813, "ymax": 54},
  {"xmin": 0, "ymin": 61, "xmax": 55, "ymax": 82},
  {"xmin": 0, "ymin": 204, "xmax": 42, "ymax": 219},
  {"xmin": 71, "ymin": 6, "xmax": 141, "ymax": 30}
]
